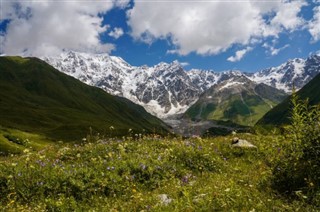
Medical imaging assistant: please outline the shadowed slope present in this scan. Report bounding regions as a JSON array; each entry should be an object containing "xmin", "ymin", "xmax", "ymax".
[{"xmin": 0, "ymin": 56, "xmax": 169, "ymax": 141}]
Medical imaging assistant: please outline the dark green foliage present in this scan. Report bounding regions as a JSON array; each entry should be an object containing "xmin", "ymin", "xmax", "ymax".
[
  {"xmin": 257, "ymin": 73, "xmax": 320, "ymax": 126},
  {"xmin": 272, "ymin": 93, "xmax": 320, "ymax": 205},
  {"xmin": 204, "ymin": 125, "xmax": 250, "ymax": 137},
  {"xmin": 201, "ymin": 103, "xmax": 216, "ymax": 119},
  {"xmin": 185, "ymin": 103, "xmax": 202, "ymax": 119},
  {"xmin": 3, "ymin": 134, "xmax": 28, "ymax": 146},
  {"xmin": 0, "ymin": 56, "xmax": 168, "ymax": 141}
]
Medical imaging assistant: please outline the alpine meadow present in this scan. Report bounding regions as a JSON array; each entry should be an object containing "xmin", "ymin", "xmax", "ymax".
[{"xmin": 1, "ymin": 0, "xmax": 320, "ymax": 211}]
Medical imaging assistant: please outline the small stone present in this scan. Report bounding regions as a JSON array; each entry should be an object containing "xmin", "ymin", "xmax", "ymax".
[{"xmin": 158, "ymin": 194, "xmax": 172, "ymax": 206}]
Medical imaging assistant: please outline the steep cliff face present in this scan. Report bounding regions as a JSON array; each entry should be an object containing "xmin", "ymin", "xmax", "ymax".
[{"xmin": 42, "ymin": 51, "xmax": 320, "ymax": 119}]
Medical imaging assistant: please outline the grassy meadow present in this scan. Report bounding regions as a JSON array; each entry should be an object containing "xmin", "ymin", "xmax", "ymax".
[{"xmin": 0, "ymin": 130, "xmax": 318, "ymax": 211}]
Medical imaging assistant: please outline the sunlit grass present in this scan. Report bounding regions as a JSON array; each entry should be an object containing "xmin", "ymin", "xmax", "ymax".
[
  {"xmin": 0, "ymin": 127, "xmax": 54, "ymax": 155},
  {"xmin": 0, "ymin": 133, "xmax": 316, "ymax": 211}
]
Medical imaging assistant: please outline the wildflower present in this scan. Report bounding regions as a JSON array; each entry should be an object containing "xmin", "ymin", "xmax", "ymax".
[
  {"xmin": 11, "ymin": 163, "xmax": 17, "ymax": 167},
  {"xmin": 76, "ymin": 153, "xmax": 81, "ymax": 158},
  {"xmin": 23, "ymin": 149, "xmax": 30, "ymax": 154}
]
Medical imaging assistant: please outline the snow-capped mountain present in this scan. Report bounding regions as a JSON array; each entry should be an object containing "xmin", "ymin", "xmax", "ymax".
[
  {"xmin": 247, "ymin": 55, "xmax": 320, "ymax": 93},
  {"xmin": 186, "ymin": 69, "xmax": 246, "ymax": 92},
  {"xmin": 42, "ymin": 51, "xmax": 320, "ymax": 119},
  {"xmin": 42, "ymin": 51, "xmax": 201, "ymax": 118}
]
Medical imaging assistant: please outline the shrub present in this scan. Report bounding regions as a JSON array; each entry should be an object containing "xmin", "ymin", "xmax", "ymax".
[{"xmin": 272, "ymin": 92, "xmax": 320, "ymax": 204}]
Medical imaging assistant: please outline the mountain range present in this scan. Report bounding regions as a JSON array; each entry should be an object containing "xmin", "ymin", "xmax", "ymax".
[
  {"xmin": 0, "ymin": 56, "xmax": 169, "ymax": 141},
  {"xmin": 185, "ymin": 75, "xmax": 288, "ymax": 126},
  {"xmin": 257, "ymin": 71, "xmax": 320, "ymax": 126},
  {"xmin": 42, "ymin": 51, "xmax": 320, "ymax": 121}
]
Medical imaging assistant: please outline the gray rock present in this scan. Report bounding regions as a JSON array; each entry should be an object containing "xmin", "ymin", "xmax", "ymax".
[{"xmin": 231, "ymin": 137, "xmax": 257, "ymax": 149}]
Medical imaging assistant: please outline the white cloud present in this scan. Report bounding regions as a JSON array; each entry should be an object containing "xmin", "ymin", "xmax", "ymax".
[
  {"xmin": 108, "ymin": 27, "xmax": 124, "ymax": 39},
  {"xmin": 227, "ymin": 47, "xmax": 252, "ymax": 62},
  {"xmin": 0, "ymin": 0, "xmax": 130, "ymax": 56},
  {"xmin": 179, "ymin": 62, "xmax": 189, "ymax": 67},
  {"xmin": 271, "ymin": 44, "xmax": 290, "ymax": 56},
  {"xmin": 309, "ymin": 6, "xmax": 320, "ymax": 42},
  {"xmin": 270, "ymin": 1, "xmax": 307, "ymax": 32},
  {"xmin": 127, "ymin": 0, "xmax": 307, "ymax": 56},
  {"xmin": 263, "ymin": 43, "xmax": 290, "ymax": 56}
]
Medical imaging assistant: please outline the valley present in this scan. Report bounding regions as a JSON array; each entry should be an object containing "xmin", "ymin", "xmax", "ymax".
[
  {"xmin": 43, "ymin": 51, "xmax": 320, "ymax": 132},
  {"xmin": 1, "ymin": 1, "xmax": 320, "ymax": 210},
  {"xmin": 1, "ymin": 54, "xmax": 320, "ymax": 211}
]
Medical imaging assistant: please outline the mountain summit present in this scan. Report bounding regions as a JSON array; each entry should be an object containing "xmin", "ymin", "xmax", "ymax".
[
  {"xmin": 248, "ymin": 55, "xmax": 320, "ymax": 93},
  {"xmin": 42, "ymin": 51, "xmax": 320, "ymax": 119}
]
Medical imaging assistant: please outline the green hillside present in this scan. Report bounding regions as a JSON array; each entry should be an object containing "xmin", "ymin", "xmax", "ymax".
[
  {"xmin": 0, "ymin": 56, "xmax": 168, "ymax": 141},
  {"xmin": 257, "ymin": 73, "xmax": 320, "ymax": 126},
  {"xmin": 185, "ymin": 77, "xmax": 287, "ymax": 126}
]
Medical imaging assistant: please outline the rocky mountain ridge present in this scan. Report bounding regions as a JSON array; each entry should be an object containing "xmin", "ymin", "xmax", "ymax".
[
  {"xmin": 42, "ymin": 51, "xmax": 320, "ymax": 119},
  {"xmin": 184, "ymin": 75, "xmax": 288, "ymax": 126}
]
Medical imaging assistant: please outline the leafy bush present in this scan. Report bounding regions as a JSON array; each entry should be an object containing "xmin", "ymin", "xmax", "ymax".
[{"xmin": 272, "ymin": 92, "xmax": 320, "ymax": 204}]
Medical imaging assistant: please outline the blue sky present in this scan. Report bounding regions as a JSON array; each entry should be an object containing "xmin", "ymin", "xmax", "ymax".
[{"xmin": 1, "ymin": 0, "xmax": 320, "ymax": 72}]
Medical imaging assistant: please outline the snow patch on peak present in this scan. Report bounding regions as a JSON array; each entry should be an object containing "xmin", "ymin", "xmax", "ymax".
[
  {"xmin": 219, "ymin": 81, "xmax": 245, "ymax": 91},
  {"xmin": 292, "ymin": 59, "xmax": 305, "ymax": 79},
  {"xmin": 247, "ymin": 56, "xmax": 320, "ymax": 93},
  {"xmin": 42, "ymin": 51, "xmax": 201, "ymax": 119},
  {"xmin": 41, "ymin": 51, "xmax": 320, "ymax": 119}
]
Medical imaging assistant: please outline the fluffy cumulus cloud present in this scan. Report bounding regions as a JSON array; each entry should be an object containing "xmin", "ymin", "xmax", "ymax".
[
  {"xmin": 309, "ymin": 6, "xmax": 320, "ymax": 42},
  {"xmin": 227, "ymin": 47, "xmax": 252, "ymax": 62},
  {"xmin": 127, "ymin": 0, "xmax": 307, "ymax": 58},
  {"xmin": 108, "ymin": 27, "xmax": 124, "ymax": 39},
  {"xmin": 0, "ymin": 0, "xmax": 130, "ymax": 56}
]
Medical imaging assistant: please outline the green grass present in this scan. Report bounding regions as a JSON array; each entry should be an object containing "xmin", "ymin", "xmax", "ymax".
[
  {"xmin": 185, "ymin": 83, "xmax": 287, "ymax": 127},
  {"xmin": 0, "ymin": 133, "xmax": 317, "ymax": 211},
  {"xmin": 0, "ymin": 126, "xmax": 54, "ymax": 155},
  {"xmin": 0, "ymin": 56, "xmax": 168, "ymax": 141}
]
